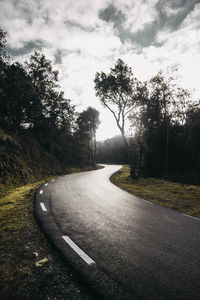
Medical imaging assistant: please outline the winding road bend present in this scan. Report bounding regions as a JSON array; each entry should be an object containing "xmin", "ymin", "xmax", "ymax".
[{"xmin": 35, "ymin": 165, "xmax": 200, "ymax": 300}]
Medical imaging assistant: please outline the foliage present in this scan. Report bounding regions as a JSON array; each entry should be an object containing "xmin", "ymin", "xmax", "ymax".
[
  {"xmin": 128, "ymin": 69, "xmax": 200, "ymax": 182},
  {"xmin": 76, "ymin": 107, "xmax": 100, "ymax": 165},
  {"xmin": 94, "ymin": 59, "xmax": 141, "ymax": 164},
  {"xmin": 25, "ymin": 51, "xmax": 75, "ymax": 132},
  {"xmin": 95, "ymin": 60, "xmax": 200, "ymax": 183},
  {"xmin": 0, "ymin": 28, "xmax": 8, "ymax": 62},
  {"xmin": 0, "ymin": 29, "xmax": 100, "ymax": 195},
  {"xmin": 0, "ymin": 62, "xmax": 34, "ymax": 130}
]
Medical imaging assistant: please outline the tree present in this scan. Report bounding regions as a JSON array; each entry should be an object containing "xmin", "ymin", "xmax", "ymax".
[
  {"xmin": 25, "ymin": 51, "xmax": 60, "ymax": 129},
  {"xmin": 128, "ymin": 68, "xmax": 196, "ymax": 179},
  {"xmin": 0, "ymin": 62, "xmax": 35, "ymax": 131},
  {"xmin": 76, "ymin": 107, "xmax": 100, "ymax": 166},
  {"xmin": 0, "ymin": 28, "xmax": 8, "ymax": 63},
  {"xmin": 94, "ymin": 59, "xmax": 140, "ymax": 164}
]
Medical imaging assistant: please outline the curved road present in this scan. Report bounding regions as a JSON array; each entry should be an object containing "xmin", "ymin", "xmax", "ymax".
[{"xmin": 35, "ymin": 165, "xmax": 200, "ymax": 300}]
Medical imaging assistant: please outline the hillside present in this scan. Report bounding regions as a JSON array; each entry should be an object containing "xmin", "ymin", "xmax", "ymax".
[{"xmin": 0, "ymin": 129, "xmax": 64, "ymax": 197}]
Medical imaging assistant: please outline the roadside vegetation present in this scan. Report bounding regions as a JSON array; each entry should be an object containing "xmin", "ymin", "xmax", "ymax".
[
  {"xmin": 111, "ymin": 165, "xmax": 200, "ymax": 218},
  {"xmin": 0, "ymin": 166, "xmax": 102, "ymax": 300},
  {"xmin": 0, "ymin": 29, "xmax": 100, "ymax": 197},
  {"xmin": 95, "ymin": 59, "xmax": 200, "ymax": 184}
]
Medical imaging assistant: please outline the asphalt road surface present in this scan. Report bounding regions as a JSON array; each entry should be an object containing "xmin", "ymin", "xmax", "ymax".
[{"xmin": 35, "ymin": 165, "xmax": 200, "ymax": 300}]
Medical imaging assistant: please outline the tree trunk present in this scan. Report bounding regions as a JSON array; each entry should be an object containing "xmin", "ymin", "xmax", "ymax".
[
  {"xmin": 94, "ymin": 131, "xmax": 97, "ymax": 166},
  {"xmin": 164, "ymin": 119, "xmax": 169, "ymax": 177}
]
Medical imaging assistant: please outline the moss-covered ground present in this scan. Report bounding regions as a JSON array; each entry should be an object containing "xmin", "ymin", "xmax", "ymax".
[
  {"xmin": 0, "ymin": 166, "xmax": 102, "ymax": 300},
  {"xmin": 111, "ymin": 165, "xmax": 200, "ymax": 218}
]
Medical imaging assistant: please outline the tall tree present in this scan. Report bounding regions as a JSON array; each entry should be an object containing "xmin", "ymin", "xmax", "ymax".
[
  {"xmin": 0, "ymin": 28, "xmax": 8, "ymax": 63},
  {"xmin": 76, "ymin": 107, "xmax": 100, "ymax": 166},
  {"xmin": 25, "ymin": 51, "xmax": 60, "ymax": 129},
  {"xmin": 0, "ymin": 62, "xmax": 36, "ymax": 131},
  {"xmin": 94, "ymin": 59, "xmax": 140, "ymax": 163}
]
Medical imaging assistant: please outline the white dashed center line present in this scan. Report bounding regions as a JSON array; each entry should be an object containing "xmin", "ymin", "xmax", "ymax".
[
  {"xmin": 44, "ymin": 183, "xmax": 48, "ymax": 186},
  {"xmin": 62, "ymin": 236, "xmax": 96, "ymax": 267},
  {"xmin": 51, "ymin": 179, "xmax": 55, "ymax": 182},
  {"xmin": 39, "ymin": 190, "xmax": 43, "ymax": 194},
  {"xmin": 40, "ymin": 203, "xmax": 47, "ymax": 212}
]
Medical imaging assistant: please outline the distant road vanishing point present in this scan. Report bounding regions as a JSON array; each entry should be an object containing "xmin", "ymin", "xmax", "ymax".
[{"xmin": 35, "ymin": 165, "xmax": 200, "ymax": 300}]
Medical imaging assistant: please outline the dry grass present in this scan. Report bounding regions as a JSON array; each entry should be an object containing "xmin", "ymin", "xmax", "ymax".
[{"xmin": 111, "ymin": 165, "xmax": 200, "ymax": 218}]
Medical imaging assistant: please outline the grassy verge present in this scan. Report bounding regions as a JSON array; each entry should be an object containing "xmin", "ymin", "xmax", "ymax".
[
  {"xmin": 111, "ymin": 165, "xmax": 200, "ymax": 218},
  {"xmin": 0, "ymin": 166, "xmax": 102, "ymax": 300}
]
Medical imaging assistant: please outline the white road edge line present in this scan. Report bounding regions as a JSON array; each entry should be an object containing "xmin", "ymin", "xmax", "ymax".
[
  {"xmin": 142, "ymin": 199, "xmax": 154, "ymax": 205},
  {"xmin": 62, "ymin": 236, "xmax": 96, "ymax": 267},
  {"xmin": 182, "ymin": 213, "xmax": 200, "ymax": 221},
  {"xmin": 40, "ymin": 203, "xmax": 47, "ymax": 212},
  {"xmin": 39, "ymin": 190, "xmax": 43, "ymax": 194},
  {"xmin": 44, "ymin": 183, "xmax": 48, "ymax": 186}
]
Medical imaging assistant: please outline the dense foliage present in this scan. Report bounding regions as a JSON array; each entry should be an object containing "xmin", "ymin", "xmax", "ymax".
[
  {"xmin": 0, "ymin": 29, "xmax": 100, "ymax": 194},
  {"xmin": 95, "ymin": 61, "xmax": 200, "ymax": 184}
]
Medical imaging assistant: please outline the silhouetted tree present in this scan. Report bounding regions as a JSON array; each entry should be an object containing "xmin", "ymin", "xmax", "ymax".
[
  {"xmin": 25, "ymin": 51, "xmax": 60, "ymax": 129},
  {"xmin": 0, "ymin": 62, "xmax": 35, "ymax": 131},
  {"xmin": 94, "ymin": 59, "xmax": 141, "ymax": 168},
  {"xmin": 0, "ymin": 29, "xmax": 8, "ymax": 62},
  {"xmin": 76, "ymin": 107, "xmax": 100, "ymax": 165}
]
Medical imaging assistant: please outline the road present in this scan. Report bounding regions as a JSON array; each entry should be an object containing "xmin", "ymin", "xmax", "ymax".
[{"xmin": 35, "ymin": 165, "xmax": 200, "ymax": 300}]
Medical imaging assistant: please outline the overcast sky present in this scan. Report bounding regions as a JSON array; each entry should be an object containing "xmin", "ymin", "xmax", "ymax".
[{"xmin": 1, "ymin": 0, "xmax": 200, "ymax": 140}]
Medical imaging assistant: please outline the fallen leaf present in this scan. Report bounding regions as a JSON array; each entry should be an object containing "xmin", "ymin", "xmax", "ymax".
[{"xmin": 35, "ymin": 257, "xmax": 48, "ymax": 267}]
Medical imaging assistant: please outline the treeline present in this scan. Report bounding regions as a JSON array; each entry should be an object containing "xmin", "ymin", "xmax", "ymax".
[
  {"xmin": 95, "ymin": 60, "xmax": 200, "ymax": 184},
  {"xmin": 0, "ymin": 29, "xmax": 100, "ymax": 168},
  {"xmin": 97, "ymin": 136, "xmax": 127, "ymax": 164},
  {"xmin": 129, "ymin": 74, "xmax": 200, "ymax": 183}
]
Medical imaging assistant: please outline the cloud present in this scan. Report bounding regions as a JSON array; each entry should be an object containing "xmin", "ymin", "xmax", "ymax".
[
  {"xmin": 1, "ymin": 0, "xmax": 200, "ymax": 139},
  {"xmin": 99, "ymin": 0, "xmax": 200, "ymax": 47},
  {"xmin": 99, "ymin": 3, "xmax": 126, "ymax": 30},
  {"xmin": 7, "ymin": 39, "xmax": 46, "ymax": 56}
]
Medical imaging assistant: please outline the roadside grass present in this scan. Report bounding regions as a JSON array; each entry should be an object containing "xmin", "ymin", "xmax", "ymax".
[
  {"xmin": 111, "ymin": 165, "xmax": 200, "ymax": 218},
  {"xmin": 0, "ymin": 166, "xmax": 102, "ymax": 300}
]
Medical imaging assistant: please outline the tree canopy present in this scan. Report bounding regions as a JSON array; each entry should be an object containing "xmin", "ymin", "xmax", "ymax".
[{"xmin": 0, "ymin": 29, "xmax": 100, "ymax": 168}]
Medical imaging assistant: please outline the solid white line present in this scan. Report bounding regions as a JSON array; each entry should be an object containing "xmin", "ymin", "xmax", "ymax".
[
  {"xmin": 62, "ymin": 236, "xmax": 96, "ymax": 266},
  {"xmin": 44, "ymin": 183, "xmax": 48, "ymax": 186},
  {"xmin": 142, "ymin": 199, "xmax": 154, "ymax": 205},
  {"xmin": 182, "ymin": 214, "xmax": 200, "ymax": 221},
  {"xmin": 40, "ymin": 203, "xmax": 47, "ymax": 212},
  {"xmin": 39, "ymin": 190, "xmax": 43, "ymax": 194}
]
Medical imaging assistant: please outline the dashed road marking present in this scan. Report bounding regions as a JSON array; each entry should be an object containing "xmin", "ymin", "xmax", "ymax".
[
  {"xmin": 182, "ymin": 214, "xmax": 200, "ymax": 221},
  {"xmin": 39, "ymin": 190, "xmax": 43, "ymax": 195},
  {"xmin": 44, "ymin": 183, "xmax": 48, "ymax": 186},
  {"xmin": 51, "ymin": 179, "xmax": 55, "ymax": 182},
  {"xmin": 40, "ymin": 203, "xmax": 47, "ymax": 212},
  {"xmin": 62, "ymin": 236, "xmax": 96, "ymax": 267}
]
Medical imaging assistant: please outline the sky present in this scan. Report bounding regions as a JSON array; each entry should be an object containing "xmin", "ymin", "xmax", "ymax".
[{"xmin": 1, "ymin": 0, "xmax": 200, "ymax": 140}]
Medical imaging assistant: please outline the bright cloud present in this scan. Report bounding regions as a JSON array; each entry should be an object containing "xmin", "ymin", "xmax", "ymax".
[{"xmin": 1, "ymin": 0, "xmax": 200, "ymax": 140}]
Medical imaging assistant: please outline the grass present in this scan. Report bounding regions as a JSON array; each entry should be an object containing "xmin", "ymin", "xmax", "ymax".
[
  {"xmin": 0, "ymin": 166, "xmax": 102, "ymax": 299},
  {"xmin": 111, "ymin": 165, "xmax": 200, "ymax": 218}
]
